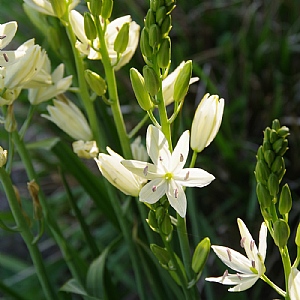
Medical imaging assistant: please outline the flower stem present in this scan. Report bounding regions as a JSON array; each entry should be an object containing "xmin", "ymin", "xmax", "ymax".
[
  {"xmin": 261, "ymin": 274, "xmax": 286, "ymax": 297},
  {"xmin": 0, "ymin": 167, "xmax": 56, "ymax": 300}
]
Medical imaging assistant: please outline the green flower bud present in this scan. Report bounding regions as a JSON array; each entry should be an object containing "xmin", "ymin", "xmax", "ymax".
[
  {"xmin": 0, "ymin": 147, "xmax": 8, "ymax": 168},
  {"xmin": 143, "ymin": 66, "xmax": 160, "ymax": 96},
  {"xmin": 279, "ymin": 184, "xmax": 292, "ymax": 215},
  {"xmin": 272, "ymin": 137, "xmax": 284, "ymax": 153},
  {"xmin": 147, "ymin": 210, "xmax": 158, "ymax": 231},
  {"xmin": 277, "ymin": 139, "xmax": 288, "ymax": 156},
  {"xmin": 255, "ymin": 160, "xmax": 270, "ymax": 185},
  {"xmin": 264, "ymin": 149, "xmax": 275, "ymax": 167},
  {"xmin": 267, "ymin": 173, "xmax": 279, "ymax": 197},
  {"xmin": 114, "ymin": 22, "xmax": 129, "ymax": 54},
  {"xmin": 150, "ymin": 244, "xmax": 170, "ymax": 266},
  {"xmin": 161, "ymin": 15, "xmax": 172, "ymax": 37},
  {"xmin": 274, "ymin": 219, "xmax": 290, "ymax": 249},
  {"xmin": 277, "ymin": 126, "xmax": 289, "ymax": 138},
  {"xmin": 160, "ymin": 213, "xmax": 173, "ymax": 236},
  {"xmin": 150, "ymin": 0, "xmax": 164, "ymax": 12},
  {"xmin": 295, "ymin": 222, "xmax": 300, "ymax": 247},
  {"xmin": 140, "ymin": 28, "xmax": 153, "ymax": 58},
  {"xmin": 84, "ymin": 12, "xmax": 97, "ymax": 40},
  {"xmin": 173, "ymin": 60, "xmax": 192, "ymax": 102},
  {"xmin": 149, "ymin": 24, "xmax": 161, "ymax": 48},
  {"xmin": 155, "ymin": 206, "xmax": 165, "ymax": 225},
  {"xmin": 192, "ymin": 237, "xmax": 210, "ymax": 274},
  {"xmin": 256, "ymin": 182, "xmax": 272, "ymax": 208},
  {"xmin": 271, "ymin": 155, "xmax": 284, "ymax": 173},
  {"xmin": 270, "ymin": 129, "xmax": 278, "ymax": 144},
  {"xmin": 130, "ymin": 68, "xmax": 153, "ymax": 111},
  {"xmin": 145, "ymin": 9, "xmax": 155, "ymax": 29},
  {"xmin": 263, "ymin": 127, "xmax": 271, "ymax": 142},
  {"xmin": 261, "ymin": 207, "xmax": 273, "ymax": 221},
  {"xmin": 84, "ymin": 70, "xmax": 107, "ymax": 96},
  {"xmin": 157, "ymin": 37, "xmax": 171, "ymax": 68},
  {"xmin": 101, "ymin": 0, "xmax": 113, "ymax": 19},
  {"xmin": 89, "ymin": 0, "xmax": 102, "ymax": 16},
  {"xmin": 257, "ymin": 146, "xmax": 264, "ymax": 160},
  {"xmin": 156, "ymin": 6, "xmax": 167, "ymax": 26},
  {"xmin": 272, "ymin": 119, "xmax": 281, "ymax": 131},
  {"xmin": 263, "ymin": 140, "xmax": 272, "ymax": 152},
  {"xmin": 49, "ymin": 0, "xmax": 67, "ymax": 18}
]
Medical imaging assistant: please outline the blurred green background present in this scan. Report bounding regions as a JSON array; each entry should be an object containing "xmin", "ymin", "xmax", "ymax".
[{"xmin": 1, "ymin": 0, "xmax": 300, "ymax": 299}]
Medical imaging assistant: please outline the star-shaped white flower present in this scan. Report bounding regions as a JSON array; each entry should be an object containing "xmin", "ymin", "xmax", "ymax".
[
  {"xmin": 122, "ymin": 125, "xmax": 215, "ymax": 217},
  {"xmin": 289, "ymin": 267, "xmax": 300, "ymax": 300},
  {"xmin": 206, "ymin": 218, "xmax": 267, "ymax": 292}
]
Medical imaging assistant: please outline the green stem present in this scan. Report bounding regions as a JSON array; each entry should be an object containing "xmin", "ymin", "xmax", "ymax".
[
  {"xmin": 190, "ymin": 151, "xmax": 198, "ymax": 168},
  {"xmin": 11, "ymin": 130, "xmax": 87, "ymax": 285},
  {"xmin": 128, "ymin": 113, "xmax": 149, "ymax": 139},
  {"xmin": 64, "ymin": 20, "xmax": 105, "ymax": 151},
  {"xmin": 280, "ymin": 246, "xmax": 291, "ymax": 299},
  {"xmin": 94, "ymin": 18, "xmax": 132, "ymax": 159},
  {"xmin": 0, "ymin": 168, "xmax": 56, "ymax": 300},
  {"xmin": 261, "ymin": 274, "xmax": 286, "ymax": 298}
]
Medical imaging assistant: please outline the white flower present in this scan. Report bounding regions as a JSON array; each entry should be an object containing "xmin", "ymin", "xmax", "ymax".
[
  {"xmin": 95, "ymin": 147, "xmax": 147, "ymax": 197},
  {"xmin": 23, "ymin": 0, "xmax": 79, "ymax": 17},
  {"xmin": 0, "ymin": 21, "xmax": 17, "ymax": 50},
  {"xmin": 122, "ymin": 125, "xmax": 215, "ymax": 217},
  {"xmin": 162, "ymin": 61, "xmax": 199, "ymax": 106},
  {"xmin": 206, "ymin": 218, "xmax": 267, "ymax": 292},
  {"xmin": 28, "ymin": 56, "xmax": 72, "ymax": 105},
  {"xmin": 42, "ymin": 98, "xmax": 92, "ymax": 141},
  {"xmin": 72, "ymin": 140, "xmax": 99, "ymax": 159},
  {"xmin": 69, "ymin": 11, "xmax": 140, "ymax": 70},
  {"xmin": 191, "ymin": 93, "xmax": 224, "ymax": 153},
  {"xmin": 289, "ymin": 267, "xmax": 300, "ymax": 300}
]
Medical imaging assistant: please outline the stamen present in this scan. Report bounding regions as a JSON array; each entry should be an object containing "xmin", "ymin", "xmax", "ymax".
[
  {"xmin": 180, "ymin": 153, "xmax": 184, "ymax": 162},
  {"xmin": 174, "ymin": 189, "xmax": 178, "ymax": 198},
  {"xmin": 240, "ymin": 237, "xmax": 246, "ymax": 248},
  {"xmin": 236, "ymin": 273, "xmax": 242, "ymax": 280},
  {"xmin": 152, "ymin": 186, "xmax": 157, "ymax": 192},
  {"xmin": 221, "ymin": 270, "xmax": 228, "ymax": 282},
  {"xmin": 3, "ymin": 53, "xmax": 8, "ymax": 62},
  {"xmin": 250, "ymin": 240, "xmax": 255, "ymax": 251},
  {"xmin": 226, "ymin": 248, "xmax": 232, "ymax": 262},
  {"xmin": 159, "ymin": 156, "xmax": 163, "ymax": 161},
  {"xmin": 0, "ymin": 35, "xmax": 6, "ymax": 39},
  {"xmin": 251, "ymin": 260, "xmax": 255, "ymax": 268},
  {"xmin": 184, "ymin": 171, "xmax": 190, "ymax": 180},
  {"xmin": 143, "ymin": 166, "xmax": 148, "ymax": 176}
]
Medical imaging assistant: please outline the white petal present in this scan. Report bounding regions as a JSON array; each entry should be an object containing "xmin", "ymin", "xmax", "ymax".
[
  {"xmin": 258, "ymin": 222, "xmax": 267, "ymax": 262},
  {"xmin": 228, "ymin": 276, "xmax": 258, "ymax": 292},
  {"xmin": 211, "ymin": 246, "xmax": 253, "ymax": 274},
  {"xmin": 170, "ymin": 130, "xmax": 189, "ymax": 173},
  {"xmin": 146, "ymin": 125, "xmax": 171, "ymax": 168},
  {"xmin": 139, "ymin": 178, "xmax": 167, "ymax": 204},
  {"xmin": 0, "ymin": 21, "xmax": 17, "ymax": 49},
  {"xmin": 289, "ymin": 268, "xmax": 300, "ymax": 300},
  {"xmin": 121, "ymin": 160, "xmax": 163, "ymax": 179},
  {"xmin": 174, "ymin": 168, "xmax": 215, "ymax": 187},
  {"xmin": 166, "ymin": 180, "xmax": 187, "ymax": 217}
]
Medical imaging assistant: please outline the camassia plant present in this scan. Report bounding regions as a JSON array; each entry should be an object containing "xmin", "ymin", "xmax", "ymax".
[{"xmin": 0, "ymin": 0, "xmax": 299, "ymax": 299}]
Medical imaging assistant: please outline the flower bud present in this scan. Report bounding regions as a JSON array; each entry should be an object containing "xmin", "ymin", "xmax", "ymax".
[
  {"xmin": 256, "ymin": 146, "xmax": 264, "ymax": 160},
  {"xmin": 295, "ymin": 222, "xmax": 300, "ymax": 247},
  {"xmin": 191, "ymin": 93, "xmax": 224, "ymax": 153},
  {"xmin": 143, "ymin": 65, "xmax": 160, "ymax": 96},
  {"xmin": 149, "ymin": 24, "xmax": 160, "ymax": 48},
  {"xmin": 72, "ymin": 140, "xmax": 99, "ymax": 159},
  {"xmin": 147, "ymin": 210, "xmax": 158, "ymax": 231},
  {"xmin": 267, "ymin": 173, "xmax": 279, "ymax": 197},
  {"xmin": 155, "ymin": 206, "xmax": 165, "ymax": 225},
  {"xmin": 89, "ymin": 0, "xmax": 102, "ymax": 16},
  {"xmin": 101, "ymin": 0, "xmax": 113, "ymax": 19},
  {"xmin": 272, "ymin": 138, "xmax": 284, "ymax": 153},
  {"xmin": 84, "ymin": 12, "xmax": 97, "ymax": 40},
  {"xmin": 272, "ymin": 119, "xmax": 281, "ymax": 131},
  {"xmin": 270, "ymin": 129, "xmax": 278, "ymax": 144},
  {"xmin": 255, "ymin": 160, "xmax": 270, "ymax": 185},
  {"xmin": 114, "ymin": 22, "xmax": 130, "ymax": 54},
  {"xmin": 140, "ymin": 28, "xmax": 153, "ymax": 58},
  {"xmin": 256, "ymin": 182, "xmax": 272, "ymax": 208},
  {"xmin": 84, "ymin": 69, "xmax": 107, "ymax": 97},
  {"xmin": 150, "ymin": 0, "xmax": 164, "ymax": 12},
  {"xmin": 130, "ymin": 68, "xmax": 153, "ymax": 111},
  {"xmin": 0, "ymin": 146, "xmax": 8, "ymax": 167},
  {"xmin": 48, "ymin": 0, "xmax": 67, "ymax": 18},
  {"xmin": 277, "ymin": 126, "xmax": 289, "ymax": 138},
  {"xmin": 277, "ymin": 139, "xmax": 288, "ymax": 156},
  {"xmin": 130, "ymin": 136, "xmax": 148, "ymax": 161},
  {"xmin": 192, "ymin": 237, "xmax": 210, "ymax": 274},
  {"xmin": 173, "ymin": 60, "xmax": 192, "ymax": 102},
  {"xmin": 150, "ymin": 244, "xmax": 170, "ymax": 266},
  {"xmin": 160, "ymin": 213, "xmax": 173, "ymax": 237},
  {"xmin": 271, "ymin": 155, "xmax": 284, "ymax": 174},
  {"xmin": 263, "ymin": 149, "xmax": 275, "ymax": 167},
  {"xmin": 156, "ymin": 6, "xmax": 167, "ymax": 26},
  {"xmin": 274, "ymin": 219, "xmax": 290, "ymax": 249},
  {"xmin": 157, "ymin": 37, "xmax": 171, "ymax": 68},
  {"xmin": 145, "ymin": 9, "xmax": 155, "ymax": 29},
  {"xmin": 263, "ymin": 140, "xmax": 272, "ymax": 152},
  {"xmin": 161, "ymin": 15, "xmax": 172, "ymax": 37},
  {"xmin": 264, "ymin": 127, "xmax": 271, "ymax": 142},
  {"xmin": 279, "ymin": 184, "xmax": 292, "ymax": 215}
]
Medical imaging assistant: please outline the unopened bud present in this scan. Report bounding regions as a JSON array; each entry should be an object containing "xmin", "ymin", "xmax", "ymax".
[
  {"xmin": 155, "ymin": 206, "xmax": 165, "ymax": 225},
  {"xmin": 147, "ymin": 210, "xmax": 158, "ymax": 231},
  {"xmin": 277, "ymin": 139, "xmax": 288, "ymax": 156},
  {"xmin": 274, "ymin": 219, "xmax": 290, "ymax": 249},
  {"xmin": 114, "ymin": 22, "xmax": 129, "ymax": 54},
  {"xmin": 140, "ymin": 28, "xmax": 153, "ymax": 58},
  {"xmin": 295, "ymin": 222, "xmax": 300, "ymax": 247},
  {"xmin": 84, "ymin": 12, "xmax": 97, "ymax": 40},
  {"xmin": 271, "ymin": 156, "xmax": 284, "ymax": 174},
  {"xmin": 263, "ymin": 140, "xmax": 272, "ymax": 152},
  {"xmin": 150, "ymin": 0, "xmax": 164, "ymax": 12},
  {"xmin": 256, "ymin": 182, "xmax": 272, "ymax": 208},
  {"xmin": 156, "ymin": 6, "xmax": 167, "ymax": 26},
  {"xmin": 49, "ymin": 0, "xmax": 67, "ymax": 18},
  {"xmin": 269, "ymin": 129, "xmax": 278, "ymax": 144},
  {"xmin": 143, "ymin": 66, "xmax": 160, "ymax": 96},
  {"xmin": 264, "ymin": 150, "xmax": 275, "ymax": 167},
  {"xmin": 272, "ymin": 119, "xmax": 281, "ymax": 131},
  {"xmin": 173, "ymin": 60, "xmax": 192, "ymax": 102},
  {"xmin": 277, "ymin": 126, "xmax": 289, "ymax": 138},
  {"xmin": 161, "ymin": 15, "xmax": 172, "ymax": 37},
  {"xmin": 89, "ymin": 0, "xmax": 102, "ymax": 16},
  {"xmin": 145, "ymin": 9, "xmax": 155, "ymax": 29},
  {"xmin": 150, "ymin": 244, "xmax": 170, "ymax": 266},
  {"xmin": 130, "ymin": 68, "xmax": 153, "ymax": 111},
  {"xmin": 149, "ymin": 24, "xmax": 160, "ymax": 48},
  {"xmin": 256, "ymin": 146, "xmax": 264, "ymax": 160},
  {"xmin": 279, "ymin": 184, "xmax": 292, "ymax": 215},
  {"xmin": 267, "ymin": 173, "xmax": 279, "ymax": 197},
  {"xmin": 160, "ymin": 213, "xmax": 173, "ymax": 236},
  {"xmin": 272, "ymin": 138, "xmax": 284, "ymax": 154},
  {"xmin": 192, "ymin": 237, "xmax": 210, "ymax": 274},
  {"xmin": 101, "ymin": 0, "xmax": 113, "ymax": 19},
  {"xmin": 255, "ymin": 160, "xmax": 270, "ymax": 185},
  {"xmin": 84, "ymin": 70, "xmax": 107, "ymax": 96},
  {"xmin": 157, "ymin": 37, "xmax": 171, "ymax": 68},
  {"xmin": 264, "ymin": 127, "xmax": 271, "ymax": 142},
  {"xmin": 0, "ymin": 147, "xmax": 8, "ymax": 167}
]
